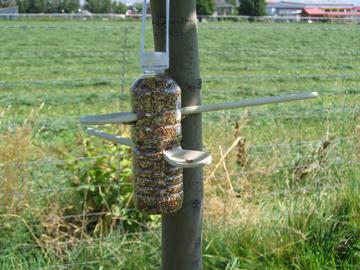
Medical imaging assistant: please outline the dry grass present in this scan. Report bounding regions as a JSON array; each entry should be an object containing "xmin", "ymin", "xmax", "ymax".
[
  {"xmin": 204, "ymin": 116, "xmax": 266, "ymax": 228},
  {"xmin": 0, "ymin": 113, "xmax": 31, "ymax": 213},
  {"xmin": 203, "ymin": 117, "xmax": 356, "ymax": 233},
  {"xmin": 0, "ymin": 104, "xmax": 45, "ymax": 214}
]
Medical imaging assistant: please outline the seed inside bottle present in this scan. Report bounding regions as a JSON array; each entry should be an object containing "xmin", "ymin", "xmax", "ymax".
[{"xmin": 131, "ymin": 74, "xmax": 183, "ymax": 215}]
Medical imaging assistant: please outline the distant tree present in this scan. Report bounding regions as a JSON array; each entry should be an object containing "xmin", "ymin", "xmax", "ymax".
[
  {"xmin": 238, "ymin": 0, "xmax": 266, "ymax": 16},
  {"xmin": 60, "ymin": 0, "xmax": 80, "ymax": 12},
  {"xmin": 196, "ymin": 0, "xmax": 215, "ymax": 16},
  {"xmin": 85, "ymin": 0, "xmax": 111, "ymax": 13},
  {"xmin": 227, "ymin": 0, "xmax": 237, "ymax": 7},
  {"xmin": 26, "ymin": 0, "xmax": 47, "ymax": 13},
  {"xmin": 16, "ymin": 0, "xmax": 79, "ymax": 13},
  {"xmin": 111, "ymin": 1, "xmax": 127, "ymax": 14},
  {"xmin": 46, "ymin": 0, "xmax": 60, "ymax": 12},
  {"xmin": 16, "ymin": 0, "xmax": 28, "ymax": 12},
  {"xmin": 227, "ymin": 0, "xmax": 239, "ymax": 15},
  {"xmin": 133, "ymin": 2, "xmax": 142, "ymax": 13}
]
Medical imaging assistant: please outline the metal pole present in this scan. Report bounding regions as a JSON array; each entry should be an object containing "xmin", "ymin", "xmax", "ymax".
[{"xmin": 150, "ymin": 1, "xmax": 203, "ymax": 269}]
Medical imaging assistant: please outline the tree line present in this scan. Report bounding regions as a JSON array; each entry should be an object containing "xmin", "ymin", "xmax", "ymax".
[
  {"xmin": 197, "ymin": 0, "xmax": 267, "ymax": 16},
  {"xmin": 15, "ymin": 0, "xmax": 80, "ymax": 13},
  {"xmin": 0, "ymin": 0, "xmax": 127, "ymax": 14},
  {"xmin": 1, "ymin": 0, "xmax": 266, "ymax": 16}
]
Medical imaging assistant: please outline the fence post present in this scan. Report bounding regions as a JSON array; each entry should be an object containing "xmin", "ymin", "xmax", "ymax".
[{"xmin": 150, "ymin": 1, "xmax": 203, "ymax": 269}]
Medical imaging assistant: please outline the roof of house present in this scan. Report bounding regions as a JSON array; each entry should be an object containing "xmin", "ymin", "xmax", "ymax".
[
  {"xmin": 267, "ymin": 1, "xmax": 306, "ymax": 8},
  {"xmin": 328, "ymin": 11, "xmax": 360, "ymax": 15},
  {"xmin": 268, "ymin": 1, "xmax": 357, "ymax": 8},
  {"xmin": 0, "ymin": 6, "xmax": 18, "ymax": 14},
  {"xmin": 216, "ymin": 0, "xmax": 235, "ymax": 8},
  {"xmin": 302, "ymin": 7, "xmax": 360, "ymax": 16},
  {"xmin": 302, "ymin": 8, "xmax": 326, "ymax": 15}
]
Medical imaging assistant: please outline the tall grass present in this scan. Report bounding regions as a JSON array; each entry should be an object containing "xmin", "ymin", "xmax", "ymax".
[{"xmin": 0, "ymin": 107, "xmax": 33, "ymax": 214}]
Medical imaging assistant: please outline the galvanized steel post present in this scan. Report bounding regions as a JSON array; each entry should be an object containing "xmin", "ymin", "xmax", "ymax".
[{"xmin": 150, "ymin": 0, "xmax": 204, "ymax": 269}]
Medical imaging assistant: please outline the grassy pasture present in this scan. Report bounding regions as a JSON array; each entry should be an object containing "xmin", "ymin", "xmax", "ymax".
[{"xmin": 0, "ymin": 20, "xmax": 359, "ymax": 269}]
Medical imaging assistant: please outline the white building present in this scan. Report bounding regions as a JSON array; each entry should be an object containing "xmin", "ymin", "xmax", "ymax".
[
  {"xmin": 0, "ymin": 6, "xmax": 18, "ymax": 14},
  {"xmin": 267, "ymin": 0, "xmax": 360, "ymax": 16}
]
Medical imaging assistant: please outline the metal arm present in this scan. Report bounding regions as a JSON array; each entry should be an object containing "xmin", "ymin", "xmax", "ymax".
[
  {"xmin": 80, "ymin": 92, "xmax": 319, "ymax": 125},
  {"xmin": 86, "ymin": 128, "xmax": 135, "ymax": 149}
]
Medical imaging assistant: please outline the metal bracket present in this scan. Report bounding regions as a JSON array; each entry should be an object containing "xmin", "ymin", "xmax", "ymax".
[
  {"xmin": 86, "ymin": 128, "xmax": 135, "ymax": 149},
  {"xmin": 80, "ymin": 92, "xmax": 319, "ymax": 126}
]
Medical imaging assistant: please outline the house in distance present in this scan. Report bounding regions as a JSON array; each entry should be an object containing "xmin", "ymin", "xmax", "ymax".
[{"xmin": 266, "ymin": 0, "xmax": 360, "ymax": 18}]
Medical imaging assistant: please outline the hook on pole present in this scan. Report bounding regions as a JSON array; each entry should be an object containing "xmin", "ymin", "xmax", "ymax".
[{"xmin": 140, "ymin": 0, "xmax": 170, "ymax": 73}]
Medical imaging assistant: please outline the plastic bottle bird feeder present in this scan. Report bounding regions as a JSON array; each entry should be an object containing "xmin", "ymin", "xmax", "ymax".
[
  {"xmin": 80, "ymin": 0, "xmax": 319, "ymax": 215},
  {"xmin": 131, "ymin": 74, "xmax": 184, "ymax": 213}
]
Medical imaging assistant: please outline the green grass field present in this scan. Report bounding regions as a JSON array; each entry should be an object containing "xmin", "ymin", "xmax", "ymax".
[{"xmin": 0, "ymin": 19, "xmax": 360, "ymax": 269}]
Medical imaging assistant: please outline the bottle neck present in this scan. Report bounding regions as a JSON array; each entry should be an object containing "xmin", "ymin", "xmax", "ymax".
[{"xmin": 144, "ymin": 69, "xmax": 166, "ymax": 75}]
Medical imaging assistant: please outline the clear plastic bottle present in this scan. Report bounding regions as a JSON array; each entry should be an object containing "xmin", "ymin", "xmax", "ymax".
[{"xmin": 131, "ymin": 73, "xmax": 183, "ymax": 214}]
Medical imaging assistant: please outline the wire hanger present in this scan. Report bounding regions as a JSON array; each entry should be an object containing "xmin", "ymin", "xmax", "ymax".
[{"xmin": 140, "ymin": 0, "xmax": 170, "ymax": 73}]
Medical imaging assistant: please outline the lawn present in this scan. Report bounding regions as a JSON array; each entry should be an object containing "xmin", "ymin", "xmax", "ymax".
[{"xmin": 0, "ymin": 19, "xmax": 359, "ymax": 269}]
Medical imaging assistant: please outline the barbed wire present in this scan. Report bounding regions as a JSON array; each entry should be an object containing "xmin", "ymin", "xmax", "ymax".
[
  {"xmin": 38, "ymin": 261, "xmax": 104, "ymax": 270},
  {"xmin": 0, "ymin": 181, "xmax": 348, "ymax": 235},
  {"xmin": 0, "ymin": 24, "xmax": 355, "ymax": 31},
  {"xmin": 1, "ymin": 106, "xmax": 359, "ymax": 139},
  {"xmin": 5, "ymin": 156, "xmax": 359, "ymax": 198},
  {"xmin": 0, "ymin": 25, "xmax": 137, "ymax": 30},
  {"xmin": 204, "ymin": 88, "xmax": 360, "ymax": 97},
  {"xmin": 204, "ymin": 65, "xmax": 360, "ymax": 73},
  {"xmin": 203, "ymin": 107, "xmax": 360, "ymax": 121},
  {"xmin": 1, "ymin": 177, "xmax": 348, "ymax": 229},
  {"xmin": 201, "ymin": 51, "xmax": 360, "ymax": 58},
  {"xmin": 2, "ymin": 48, "xmax": 360, "ymax": 59},
  {"xmin": 1, "ymin": 177, "xmax": 352, "ymax": 215},
  {"xmin": 0, "ymin": 22, "xmax": 360, "ymax": 31},
  {"xmin": 203, "ymin": 73, "xmax": 360, "ymax": 81},
  {"xmin": 0, "ymin": 13, "xmax": 356, "ymax": 20},
  {"xmin": 1, "ymin": 89, "xmax": 358, "ymax": 108},
  {"xmin": 0, "ymin": 209, "xmax": 140, "ymax": 228},
  {"xmin": 14, "ymin": 229, "xmax": 157, "ymax": 247},
  {"xmin": 0, "ymin": 77, "xmax": 118, "ymax": 86},
  {"xmin": 13, "ymin": 227, "xmax": 358, "ymax": 270},
  {"xmin": 212, "ymin": 159, "xmax": 360, "ymax": 180},
  {"xmin": 197, "ymin": 14, "xmax": 360, "ymax": 22},
  {"xmin": 0, "ymin": 51, "xmax": 136, "ymax": 58},
  {"xmin": 0, "ymin": 152, "xmax": 118, "ymax": 168},
  {"xmin": 9, "ymin": 183, "xmax": 129, "ymax": 198},
  {"xmin": 119, "ymin": 27, "xmax": 129, "ymax": 102},
  {"xmin": 1, "ymin": 170, "xmax": 345, "ymax": 202},
  {"xmin": 199, "ymin": 25, "xmax": 360, "ymax": 31},
  {"xmin": 239, "ymin": 179, "xmax": 343, "ymax": 200},
  {"xmin": 248, "ymin": 135, "xmax": 358, "ymax": 151},
  {"xmin": 0, "ymin": 24, "xmax": 357, "ymax": 30},
  {"xmin": 0, "ymin": 60, "xmax": 359, "ymax": 77},
  {"xmin": 0, "ymin": 135, "xmax": 357, "ymax": 169},
  {"xmin": 1, "ymin": 73, "xmax": 359, "ymax": 88}
]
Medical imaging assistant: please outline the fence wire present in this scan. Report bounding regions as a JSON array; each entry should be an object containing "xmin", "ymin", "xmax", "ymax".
[
  {"xmin": 2, "ymin": 49, "xmax": 360, "ymax": 58},
  {"xmin": 3, "ymin": 157, "xmax": 358, "ymax": 198},
  {"xmin": 1, "ymin": 105, "xmax": 360, "ymax": 140},
  {"xmin": 1, "ymin": 73, "xmax": 359, "ymax": 88},
  {"xmin": 0, "ymin": 135, "xmax": 357, "ymax": 168}
]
